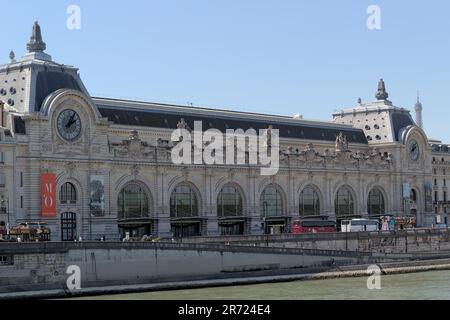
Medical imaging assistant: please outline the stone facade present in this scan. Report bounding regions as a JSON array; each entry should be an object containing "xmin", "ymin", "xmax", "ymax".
[
  {"xmin": 431, "ymin": 145, "xmax": 450, "ymax": 223},
  {"xmin": 0, "ymin": 23, "xmax": 444, "ymax": 241}
]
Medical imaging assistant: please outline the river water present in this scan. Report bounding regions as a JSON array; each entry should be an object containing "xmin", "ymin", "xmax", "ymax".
[{"xmin": 81, "ymin": 270, "xmax": 450, "ymax": 300}]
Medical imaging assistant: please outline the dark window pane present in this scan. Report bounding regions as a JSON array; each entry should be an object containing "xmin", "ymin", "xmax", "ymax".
[
  {"xmin": 217, "ymin": 186, "xmax": 243, "ymax": 217},
  {"xmin": 118, "ymin": 183, "xmax": 150, "ymax": 219},
  {"xmin": 300, "ymin": 186, "xmax": 320, "ymax": 216},
  {"xmin": 261, "ymin": 186, "xmax": 283, "ymax": 217},
  {"xmin": 170, "ymin": 184, "xmax": 199, "ymax": 218}
]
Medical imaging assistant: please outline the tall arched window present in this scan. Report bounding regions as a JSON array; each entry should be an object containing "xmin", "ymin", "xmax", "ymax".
[
  {"xmin": 368, "ymin": 188, "xmax": 385, "ymax": 216},
  {"xmin": 299, "ymin": 186, "xmax": 320, "ymax": 216},
  {"xmin": 170, "ymin": 184, "xmax": 198, "ymax": 218},
  {"xmin": 217, "ymin": 185, "xmax": 243, "ymax": 217},
  {"xmin": 261, "ymin": 186, "xmax": 283, "ymax": 217},
  {"xmin": 117, "ymin": 183, "xmax": 150, "ymax": 219},
  {"xmin": 60, "ymin": 182, "xmax": 77, "ymax": 204},
  {"xmin": 335, "ymin": 186, "xmax": 354, "ymax": 217},
  {"xmin": 411, "ymin": 189, "xmax": 417, "ymax": 202}
]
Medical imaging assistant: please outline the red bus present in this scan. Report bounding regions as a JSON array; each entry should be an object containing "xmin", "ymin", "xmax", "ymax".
[{"xmin": 292, "ymin": 219, "xmax": 337, "ymax": 234}]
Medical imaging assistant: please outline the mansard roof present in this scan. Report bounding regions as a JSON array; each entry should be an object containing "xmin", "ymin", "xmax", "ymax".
[
  {"xmin": 34, "ymin": 71, "xmax": 82, "ymax": 112},
  {"xmin": 93, "ymin": 97, "xmax": 368, "ymax": 144}
]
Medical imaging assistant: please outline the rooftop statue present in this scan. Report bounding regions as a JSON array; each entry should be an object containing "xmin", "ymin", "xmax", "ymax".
[
  {"xmin": 375, "ymin": 78, "xmax": 389, "ymax": 100},
  {"xmin": 177, "ymin": 118, "xmax": 188, "ymax": 129},
  {"xmin": 27, "ymin": 21, "xmax": 46, "ymax": 53},
  {"xmin": 335, "ymin": 132, "xmax": 349, "ymax": 152}
]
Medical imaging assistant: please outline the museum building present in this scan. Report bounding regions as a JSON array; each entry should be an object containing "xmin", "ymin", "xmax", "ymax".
[{"xmin": 0, "ymin": 22, "xmax": 448, "ymax": 240}]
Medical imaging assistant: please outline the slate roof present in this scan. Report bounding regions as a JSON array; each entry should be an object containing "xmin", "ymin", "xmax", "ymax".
[
  {"xmin": 391, "ymin": 112, "xmax": 415, "ymax": 141},
  {"xmin": 35, "ymin": 71, "xmax": 82, "ymax": 111},
  {"xmin": 96, "ymin": 103, "xmax": 368, "ymax": 144}
]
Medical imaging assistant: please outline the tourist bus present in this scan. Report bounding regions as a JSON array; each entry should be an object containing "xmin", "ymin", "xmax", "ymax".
[
  {"xmin": 341, "ymin": 219, "xmax": 379, "ymax": 232},
  {"xmin": 292, "ymin": 219, "xmax": 337, "ymax": 234}
]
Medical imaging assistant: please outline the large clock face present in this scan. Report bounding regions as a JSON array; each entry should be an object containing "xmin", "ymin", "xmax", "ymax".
[
  {"xmin": 408, "ymin": 139, "xmax": 420, "ymax": 161},
  {"xmin": 57, "ymin": 109, "xmax": 82, "ymax": 142}
]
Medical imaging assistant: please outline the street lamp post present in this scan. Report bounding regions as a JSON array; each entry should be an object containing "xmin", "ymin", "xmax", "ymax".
[{"xmin": 263, "ymin": 201, "xmax": 268, "ymax": 234}]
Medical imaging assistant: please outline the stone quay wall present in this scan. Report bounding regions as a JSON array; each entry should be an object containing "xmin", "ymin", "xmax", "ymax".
[
  {"xmin": 182, "ymin": 228, "xmax": 450, "ymax": 254},
  {"xmin": 0, "ymin": 242, "xmax": 372, "ymax": 294},
  {"xmin": 1, "ymin": 229, "xmax": 450, "ymax": 295}
]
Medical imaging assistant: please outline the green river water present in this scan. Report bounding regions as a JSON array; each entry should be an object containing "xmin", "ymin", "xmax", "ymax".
[{"xmin": 77, "ymin": 270, "xmax": 450, "ymax": 300}]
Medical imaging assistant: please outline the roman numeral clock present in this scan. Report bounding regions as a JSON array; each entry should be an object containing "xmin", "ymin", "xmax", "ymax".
[{"xmin": 57, "ymin": 109, "xmax": 82, "ymax": 142}]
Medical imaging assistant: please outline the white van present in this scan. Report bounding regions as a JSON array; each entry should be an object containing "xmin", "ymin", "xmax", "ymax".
[{"xmin": 341, "ymin": 219, "xmax": 379, "ymax": 232}]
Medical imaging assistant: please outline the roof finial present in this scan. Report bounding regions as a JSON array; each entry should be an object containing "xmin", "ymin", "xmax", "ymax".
[
  {"xmin": 26, "ymin": 21, "xmax": 46, "ymax": 53},
  {"xmin": 375, "ymin": 78, "xmax": 389, "ymax": 101},
  {"xmin": 9, "ymin": 50, "xmax": 16, "ymax": 63}
]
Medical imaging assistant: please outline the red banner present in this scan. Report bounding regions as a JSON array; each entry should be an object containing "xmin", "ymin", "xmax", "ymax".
[{"xmin": 41, "ymin": 173, "xmax": 56, "ymax": 217}]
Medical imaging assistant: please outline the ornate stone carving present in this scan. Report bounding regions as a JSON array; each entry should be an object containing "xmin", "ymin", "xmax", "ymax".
[
  {"xmin": 265, "ymin": 125, "xmax": 273, "ymax": 148},
  {"xmin": 279, "ymin": 141, "xmax": 391, "ymax": 170},
  {"xmin": 27, "ymin": 21, "xmax": 46, "ymax": 53},
  {"xmin": 374, "ymin": 174, "xmax": 380, "ymax": 184},
  {"xmin": 227, "ymin": 168, "xmax": 236, "ymax": 181},
  {"xmin": 375, "ymin": 78, "xmax": 389, "ymax": 101},
  {"xmin": 65, "ymin": 162, "xmax": 76, "ymax": 178},
  {"xmin": 181, "ymin": 167, "xmax": 189, "ymax": 180},
  {"xmin": 41, "ymin": 144, "xmax": 53, "ymax": 153},
  {"xmin": 111, "ymin": 130, "xmax": 154, "ymax": 158},
  {"xmin": 335, "ymin": 132, "xmax": 349, "ymax": 152},
  {"xmin": 130, "ymin": 164, "xmax": 140, "ymax": 179},
  {"xmin": 177, "ymin": 118, "xmax": 191, "ymax": 132}
]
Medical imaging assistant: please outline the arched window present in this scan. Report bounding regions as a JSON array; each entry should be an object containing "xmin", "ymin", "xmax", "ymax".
[
  {"xmin": 261, "ymin": 186, "xmax": 283, "ymax": 217},
  {"xmin": 170, "ymin": 184, "xmax": 198, "ymax": 218},
  {"xmin": 299, "ymin": 186, "xmax": 320, "ymax": 216},
  {"xmin": 335, "ymin": 186, "xmax": 354, "ymax": 217},
  {"xmin": 117, "ymin": 183, "xmax": 150, "ymax": 219},
  {"xmin": 217, "ymin": 185, "xmax": 243, "ymax": 217},
  {"xmin": 368, "ymin": 188, "xmax": 385, "ymax": 216},
  {"xmin": 60, "ymin": 182, "xmax": 77, "ymax": 204},
  {"xmin": 411, "ymin": 189, "xmax": 417, "ymax": 202}
]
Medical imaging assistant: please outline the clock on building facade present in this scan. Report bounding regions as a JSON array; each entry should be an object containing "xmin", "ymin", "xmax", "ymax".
[{"xmin": 57, "ymin": 109, "xmax": 82, "ymax": 142}]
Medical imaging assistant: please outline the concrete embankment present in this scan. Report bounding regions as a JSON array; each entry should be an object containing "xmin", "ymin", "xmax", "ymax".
[
  {"xmin": 2, "ymin": 229, "xmax": 450, "ymax": 299},
  {"xmin": 2, "ymin": 258, "xmax": 450, "ymax": 300},
  {"xmin": 0, "ymin": 241, "xmax": 380, "ymax": 296}
]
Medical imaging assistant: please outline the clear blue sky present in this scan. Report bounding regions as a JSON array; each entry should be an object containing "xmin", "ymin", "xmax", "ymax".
[{"xmin": 2, "ymin": 0, "xmax": 450, "ymax": 142}]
